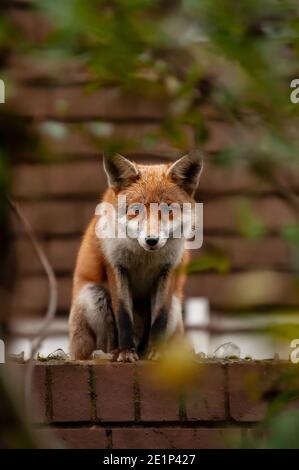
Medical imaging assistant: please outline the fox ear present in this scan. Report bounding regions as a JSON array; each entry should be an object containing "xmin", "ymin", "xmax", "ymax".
[
  {"xmin": 103, "ymin": 154, "xmax": 139, "ymax": 189},
  {"xmin": 167, "ymin": 150, "xmax": 203, "ymax": 195}
]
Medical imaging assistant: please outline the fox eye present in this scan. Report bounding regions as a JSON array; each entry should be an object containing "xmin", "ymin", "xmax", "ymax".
[{"xmin": 127, "ymin": 203, "xmax": 144, "ymax": 215}]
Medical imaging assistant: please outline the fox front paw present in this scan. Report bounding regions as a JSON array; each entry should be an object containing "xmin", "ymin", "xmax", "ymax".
[
  {"xmin": 147, "ymin": 347, "xmax": 161, "ymax": 361},
  {"xmin": 116, "ymin": 349, "xmax": 139, "ymax": 363}
]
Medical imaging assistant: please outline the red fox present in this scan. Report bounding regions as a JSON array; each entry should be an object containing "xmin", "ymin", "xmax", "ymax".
[{"xmin": 69, "ymin": 151, "xmax": 203, "ymax": 362}]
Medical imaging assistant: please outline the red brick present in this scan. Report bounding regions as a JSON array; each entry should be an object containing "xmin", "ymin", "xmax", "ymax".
[
  {"xmin": 204, "ymin": 196, "xmax": 296, "ymax": 232},
  {"xmin": 8, "ymin": 8, "xmax": 52, "ymax": 43},
  {"xmin": 12, "ymin": 236, "xmax": 291, "ymax": 278},
  {"xmin": 50, "ymin": 86, "xmax": 168, "ymax": 120},
  {"xmin": 11, "ymin": 162, "xmax": 107, "ymax": 199},
  {"xmin": 112, "ymin": 427, "xmax": 241, "ymax": 449},
  {"xmin": 13, "ymin": 238, "xmax": 44, "ymax": 274},
  {"xmin": 51, "ymin": 364, "xmax": 91, "ymax": 422},
  {"xmin": 203, "ymin": 121, "xmax": 235, "ymax": 154},
  {"xmin": 228, "ymin": 363, "xmax": 280, "ymax": 422},
  {"xmin": 12, "ymin": 160, "xmax": 299, "ymax": 200},
  {"xmin": 200, "ymin": 161, "xmax": 299, "ymax": 194},
  {"xmin": 198, "ymin": 162, "xmax": 299, "ymax": 196},
  {"xmin": 48, "ymin": 239, "xmax": 78, "ymax": 273},
  {"xmin": 39, "ymin": 427, "xmax": 108, "ymax": 449},
  {"xmin": 138, "ymin": 362, "xmax": 179, "ymax": 421},
  {"xmin": 8, "ymin": 8, "xmax": 36, "ymax": 41},
  {"xmin": 10, "ymin": 179, "xmax": 297, "ymax": 242},
  {"xmin": 11, "ymin": 270, "xmax": 299, "ymax": 319},
  {"xmin": 10, "ymin": 272, "xmax": 298, "ymax": 322},
  {"xmin": 9, "ymin": 86, "xmax": 51, "ymax": 119},
  {"xmin": 41, "ymin": 123, "xmax": 192, "ymax": 159},
  {"xmin": 42, "ymin": 125, "xmax": 95, "ymax": 156},
  {"xmin": 185, "ymin": 363, "xmax": 226, "ymax": 421},
  {"xmin": 12, "ymin": 276, "xmax": 72, "ymax": 315},
  {"xmin": 44, "ymin": 162, "xmax": 106, "ymax": 197},
  {"xmin": 30, "ymin": 362, "xmax": 47, "ymax": 423},
  {"xmin": 11, "ymin": 154, "xmax": 183, "ymax": 200},
  {"xmin": 11, "ymin": 165, "xmax": 52, "ymax": 199},
  {"xmin": 55, "ymin": 427, "xmax": 107, "ymax": 449},
  {"xmin": 12, "ymin": 236, "xmax": 288, "ymax": 277},
  {"xmin": 7, "ymin": 54, "xmax": 90, "ymax": 84},
  {"xmin": 10, "ymin": 200, "xmax": 94, "ymax": 236},
  {"xmin": 185, "ymin": 272, "xmax": 299, "ymax": 309},
  {"xmin": 13, "ymin": 239, "xmax": 78, "ymax": 275},
  {"xmin": 11, "ymin": 85, "xmax": 168, "ymax": 120},
  {"xmin": 94, "ymin": 363, "xmax": 135, "ymax": 422},
  {"xmin": 3, "ymin": 363, "xmax": 46, "ymax": 422},
  {"xmin": 199, "ymin": 161, "xmax": 268, "ymax": 193},
  {"xmin": 31, "ymin": 13, "xmax": 52, "ymax": 43},
  {"xmin": 191, "ymin": 236, "xmax": 290, "ymax": 270}
]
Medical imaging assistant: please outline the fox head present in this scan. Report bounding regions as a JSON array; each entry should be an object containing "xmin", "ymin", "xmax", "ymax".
[{"xmin": 102, "ymin": 152, "xmax": 203, "ymax": 251}]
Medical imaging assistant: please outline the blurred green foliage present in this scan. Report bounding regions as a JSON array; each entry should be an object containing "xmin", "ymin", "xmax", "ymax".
[
  {"xmin": 35, "ymin": 0, "xmax": 299, "ymax": 159},
  {"xmin": 36, "ymin": 0, "xmax": 299, "ymax": 241}
]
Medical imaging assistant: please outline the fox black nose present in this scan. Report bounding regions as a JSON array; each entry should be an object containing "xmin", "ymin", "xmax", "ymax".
[{"xmin": 145, "ymin": 236, "xmax": 159, "ymax": 247}]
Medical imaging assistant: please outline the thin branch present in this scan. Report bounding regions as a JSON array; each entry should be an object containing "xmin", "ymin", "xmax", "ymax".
[{"xmin": 7, "ymin": 197, "xmax": 57, "ymax": 422}]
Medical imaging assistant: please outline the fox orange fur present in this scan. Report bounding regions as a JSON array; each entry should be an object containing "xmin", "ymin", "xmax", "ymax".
[{"xmin": 69, "ymin": 152, "xmax": 203, "ymax": 362}]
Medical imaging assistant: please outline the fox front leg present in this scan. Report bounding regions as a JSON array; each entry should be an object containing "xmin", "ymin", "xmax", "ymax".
[
  {"xmin": 113, "ymin": 266, "xmax": 138, "ymax": 363},
  {"xmin": 148, "ymin": 264, "xmax": 172, "ymax": 359}
]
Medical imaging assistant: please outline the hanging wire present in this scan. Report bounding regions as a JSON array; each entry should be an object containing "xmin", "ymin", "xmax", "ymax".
[{"xmin": 8, "ymin": 197, "xmax": 57, "ymax": 421}]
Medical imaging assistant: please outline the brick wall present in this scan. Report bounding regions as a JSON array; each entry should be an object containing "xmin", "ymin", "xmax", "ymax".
[
  {"xmin": 4, "ymin": 360, "xmax": 299, "ymax": 449},
  {"xmin": 3, "ymin": 1, "xmax": 299, "ymax": 319}
]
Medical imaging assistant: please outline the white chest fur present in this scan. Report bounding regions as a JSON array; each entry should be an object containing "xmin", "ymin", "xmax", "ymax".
[{"xmin": 101, "ymin": 237, "xmax": 185, "ymax": 297}]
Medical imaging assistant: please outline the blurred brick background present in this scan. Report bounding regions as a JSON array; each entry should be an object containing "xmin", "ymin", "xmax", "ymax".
[{"xmin": 4, "ymin": 1, "xmax": 298, "ymax": 320}]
